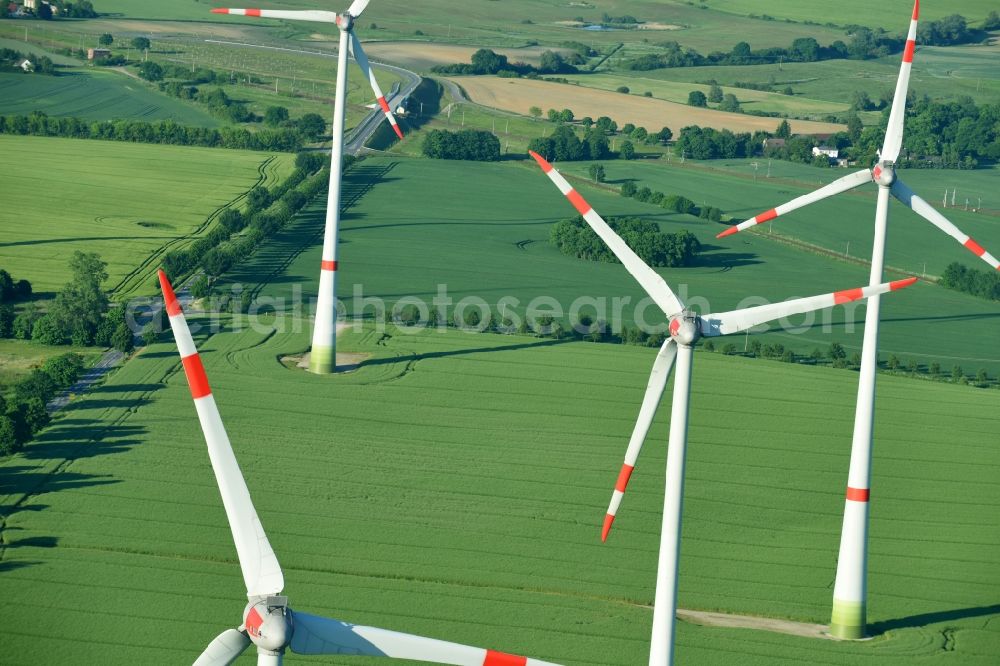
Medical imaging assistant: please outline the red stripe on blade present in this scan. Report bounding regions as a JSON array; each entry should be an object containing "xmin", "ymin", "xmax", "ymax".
[
  {"xmin": 755, "ymin": 209, "xmax": 778, "ymax": 224},
  {"xmin": 181, "ymin": 354, "xmax": 212, "ymax": 399},
  {"xmin": 889, "ymin": 276, "xmax": 918, "ymax": 291},
  {"xmin": 210, "ymin": 8, "xmax": 230, "ymax": 14},
  {"xmin": 833, "ymin": 287, "xmax": 864, "ymax": 305},
  {"xmin": 964, "ymin": 238, "xmax": 987, "ymax": 257},
  {"xmin": 716, "ymin": 225, "xmax": 739, "ymax": 239},
  {"xmin": 566, "ymin": 189, "xmax": 592, "ymax": 215},
  {"xmin": 391, "ymin": 124, "xmax": 404, "ymax": 139},
  {"xmin": 246, "ymin": 8, "xmax": 262, "ymax": 17},
  {"xmin": 601, "ymin": 513, "xmax": 615, "ymax": 542},
  {"xmin": 377, "ymin": 96, "xmax": 391, "ymax": 113},
  {"xmin": 902, "ymin": 39, "xmax": 915, "ymax": 63},
  {"xmin": 157, "ymin": 269, "xmax": 182, "ymax": 317},
  {"xmin": 483, "ymin": 650, "xmax": 527, "ymax": 666},
  {"xmin": 528, "ymin": 150, "xmax": 553, "ymax": 172},
  {"xmin": 321, "ymin": 260, "xmax": 338, "ymax": 271},
  {"xmin": 615, "ymin": 464, "xmax": 635, "ymax": 493},
  {"xmin": 912, "ymin": 0, "xmax": 919, "ymax": 20},
  {"xmin": 846, "ymin": 487, "xmax": 870, "ymax": 502}
]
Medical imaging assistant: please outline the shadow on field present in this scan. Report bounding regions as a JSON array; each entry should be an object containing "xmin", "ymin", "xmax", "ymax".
[
  {"xmin": 696, "ymin": 243, "xmax": 762, "ymax": 270},
  {"xmin": 0, "ymin": 236, "xmax": 173, "ymax": 248},
  {"xmin": 869, "ymin": 603, "xmax": 1000, "ymax": 635},
  {"xmin": 361, "ymin": 337, "xmax": 570, "ymax": 368}
]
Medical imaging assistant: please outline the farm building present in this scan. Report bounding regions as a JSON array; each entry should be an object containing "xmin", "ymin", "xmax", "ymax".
[
  {"xmin": 812, "ymin": 145, "xmax": 840, "ymax": 159},
  {"xmin": 87, "ymin": 48, "xmax": 111, "ymax": 60},
  {"xmin": 14, "ymin": 58, "xmax": 32, "ymax": 72}
]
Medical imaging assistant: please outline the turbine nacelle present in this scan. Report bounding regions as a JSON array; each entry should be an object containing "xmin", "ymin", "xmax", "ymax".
[
  {"xmin": 244, "ymin": 597, "xmax": 293, "ymax": 653},
  {"xmin": 667, "ymin": 312, "xmax": 700, "ymax": 347},
  {"xmin": 336, "ymin": 11, "xmax": 354, "ymax": 30},
  {"xmin": 871, "ymin": 162, "xmax": 897, "ymax": 188}
]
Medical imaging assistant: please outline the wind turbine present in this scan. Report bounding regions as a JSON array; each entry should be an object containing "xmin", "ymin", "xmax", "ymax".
[
  {"xmin": 157, "ymin": 270, "xmax": 560, "ymax": 666},
  {"xmin": 211, "ymin": 2, "xmax": 404, "ymax": 374},
  {"xmin": 528, "ymin": 152, "xmax": 917, "ymax": 665},
  {"xmin": 713, "ymin": 0, "xmax": 999, "ymax": 639}
]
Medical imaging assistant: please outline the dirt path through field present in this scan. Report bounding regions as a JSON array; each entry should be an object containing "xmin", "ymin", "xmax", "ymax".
[
  {"xmin": 677, "ymin": 608, "xmax": 842, "ymax": 640},
  {"xmin": 450, "ymin": 76, "xmax": 845, "ymax": 135}
]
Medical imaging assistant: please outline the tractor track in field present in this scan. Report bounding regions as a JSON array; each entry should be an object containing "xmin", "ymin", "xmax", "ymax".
[{"xmin": 109, "ymin": 156, "xmax": 277, "ymax": 299}]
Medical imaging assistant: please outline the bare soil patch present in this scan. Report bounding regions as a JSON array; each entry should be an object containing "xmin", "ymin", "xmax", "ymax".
[
  {"xmin": 677, "ymin": 609, "xmax": 850, "ymax": 641},
  {"xmin": 450, "ymin": 76, "xmax": 845, "ymax": 135}
]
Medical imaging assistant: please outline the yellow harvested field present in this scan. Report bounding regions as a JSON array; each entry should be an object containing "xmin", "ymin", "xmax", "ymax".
[
  {"xmin": 451, "ymin": 76, "xmax": 846, "ymax": 135},
  {"xmin": 363, "ymin": 42, "xmax": 571, "ymax": 71}
]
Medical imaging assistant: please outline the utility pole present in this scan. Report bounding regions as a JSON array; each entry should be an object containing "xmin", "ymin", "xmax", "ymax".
[
  {"xmin": 767, "ymin": 158, "xmax": 772, "ymax": 177},
  {"xmin": 505, "ymin": 119, "xmax": 509, "ymax": 134},
  {"xmin": 964, "ymin": 198, "xmax": 969, "ymax": 211},
  {"xmin": 751, "ymin": 161, "xmax": 759, "ymax": 183},
  {"xmin": 942, "ymin": 189, "xmax": 948, "ymax": 207},
  {"xmin": 461, "ymin": 108, "xmax": 465, "ymax": 126},
  {"xmin": 951, "ymin": 188, "xmax": 956, "ymax": 207},
  {"xmin": 846, "ymin": 241, "xmax": 850, "ymax": 256}
]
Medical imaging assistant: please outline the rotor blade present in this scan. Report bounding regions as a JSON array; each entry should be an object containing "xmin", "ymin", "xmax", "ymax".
[
  {"xmin": 289, "ymin": 610, "xmax": 561, "ymax": 665},
  {"xmin": 529, "ymin": 151, "xmax": 684, "ymax": 317},
  {"xmin": 193, "ymin": 629, "xmax": 252, "ymax": 666},
  {"xmin": 716, "ymin": 169, "xmax": 872, "ymax": 239},
  {"xmin": 350, "ymin": 32, "xmax": 403, "ymax": 139},
  {"xmin": 603, "ymin": 339, "xmax": 676, "ymax": 542},
  {"xmin": 891, "ymin": 179, "xmax": 1000, "ymax": 271},
  {"xmin": 880, "ymin": 0, "xmax": 920, "ymax": 162},
  {"xmin": 347, "ymin": 0, "xmax": 372, "ymax": 18},
  {"xmin": 210, "ymin": 7, "xmax": 339, "ymax": 23},
  {"xmin": 700, "ymin": 277, "xmax": 918, "ymax": 337},
  {"xmin": 158, "ymin": 270, "xmax": 284, "ymax": 598}
]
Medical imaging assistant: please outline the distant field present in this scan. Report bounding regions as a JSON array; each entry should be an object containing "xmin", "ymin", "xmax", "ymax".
[
  {"xmin": 217, "ymin": 156, "xmax": 1000, "ymax": 375},
  {"xmin": 0, "ymin": 70, "xmax": 221, "ymax": 125},
  {"xmin": 702, "ymin": 0, "xmax": 1000, "ymax": 30},
  {"xmin": 363, "ymin": 41, "xmax": 575, "ymax": 72},
  {"xmin": 559, "ymin": 72, "xmax": 850, "ymax": 119},
  {"xmin": 0, "ymin": 136, "xmax": 293, "ymax": 296},
  {"xmin": 642, "ymin": 49, "xmax": 1000, "ymax": 107},
  {"xmin": 450, "ymin": 76, "xmax": 846, "ymax": 135}
]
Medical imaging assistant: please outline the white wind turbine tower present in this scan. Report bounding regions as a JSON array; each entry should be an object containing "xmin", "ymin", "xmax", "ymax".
[
  {"xmin": 714, "ymin": 0, "xmax": 999, "ymax": 639},
  {"xmin": 211, "ymin": 2, "xmax": 404, "ymax": 374},
  {"xmin": 528, "ymin": 152, "xmax": 917, "ymax": 665},
  {"xmin": 157, "ymin": 269, "xmax": 561, "ymax": 666}
]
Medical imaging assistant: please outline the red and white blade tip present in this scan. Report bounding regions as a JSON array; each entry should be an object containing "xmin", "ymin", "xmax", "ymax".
[
  {"xmin": 529, "ymin": 150, "xmax": 554, "ymax": 173},
  {"xmin": 157, "ymin": 269, "xmax": 182, "ymax": 316},
  {"xmin": 211, "ymin": 8, "xmax": 262, "ymax": 16},
  {"xmin": 832, "ymin": 276, "xmax": 917, "ymax": 305},
  {"xmin": 601, "ymin": 514, "xmax": 615, "ymax": 542},
  {"xmin": 912, "ymin": 0, "xmax": 920, "ymax": 20}
]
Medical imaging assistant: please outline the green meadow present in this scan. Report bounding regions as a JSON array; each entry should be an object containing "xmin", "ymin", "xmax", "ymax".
[
  {"xmin": 0, "ymin": 312, "xmax": 996, "ymax": 664},
  {"xmin": 0, "ymin": 135, "xmax": 294, "ymax": 296},
  {"xmin": 215, "ymin": 156, "xmax": 1000, "ymax": 375},
  {"xmin": 0, "ymin": 69, "xmax": 221, "ymax": 125},
  {"xmin": 702, "ymin": 0, "xmax": 999, "ymax": 29}
]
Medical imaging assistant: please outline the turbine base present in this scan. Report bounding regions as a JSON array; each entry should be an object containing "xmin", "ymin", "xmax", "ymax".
[
  {"xmin": 308, "ymin": 345, "xmax": 336, "ymax": 374},
  {"xmin": 829, "ymin": 599, "xmax": 867, "ymax": 639}
]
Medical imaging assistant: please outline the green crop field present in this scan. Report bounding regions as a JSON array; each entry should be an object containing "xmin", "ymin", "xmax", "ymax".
[
  {"xmin": 0, "ymin": 69, "xmax": 222, "ymax": 125},
  {"xmin": 0, "ymin": 312, "xmax": 996, "ymax": 663},
  {"xmin": 0, "ymin": 135, "xmax": 293, "ymax": 297},
  {"xmin": 635, "ymin": 50, "xmax": 1000, "ymax": 107},
  {"xmin": 214, "ymin": 156, "xmax": 1000, "ymax": 375},
  {"xmin": 701, "ymin": 0, "xmax": 999, "ymax": 30},
  {"xmin": 558, "ymin": 72, "xmax": 849, "ymax": 119},
  {"xmin": 0, "ymin": 339, "xmax": 103, "ymax": 392}
]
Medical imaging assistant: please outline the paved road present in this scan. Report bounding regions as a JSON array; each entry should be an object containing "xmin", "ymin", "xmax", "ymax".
[
  {"xmin": 46, "ymin": 279, "xmax": 197, "ymax": 414},
  {"xmin": 203, "ymin": 39, "xmax": 421, "ymax": 154}
]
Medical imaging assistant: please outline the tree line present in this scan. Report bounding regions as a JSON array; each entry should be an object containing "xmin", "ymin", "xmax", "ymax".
[
  {"xmin": 421, "ymin": 129, "xmax": 500, "ymax": 161},
  {"xmin": 625, "ymin": 15, "xmax": 989, "ymax": 72},
  {"xmin": 431, "ymin": 48, "xmax": 578, "ymax": 77},
  {"xmin": 161, "ymin": 154, "xmax": 336, "ymax": 297},
  {"xmin": 0, "ymin": 353, "xmax": 86, "ymax": 457},
  {"xmin": 939, "ymin": 262, "xmax": 1000, "ymax": 301},
  {"xmin": 551, "ymin": 215, "xmax": 700, "ymax": 268},
  {"xmin": 3, "ymin": 252, "xmax": 135, "ymax": 353},
  {"xmin": 0, "ymin": 111, "xmax": 305, "ymax": 152}
]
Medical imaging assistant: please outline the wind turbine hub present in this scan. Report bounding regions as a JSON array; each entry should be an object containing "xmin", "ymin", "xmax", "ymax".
[
  {"xmin": 338, "ymin": 12, "xmax": 354, "ymax": 30},
  {"xmin": 668, "ymin": 312, "xmax": 701, "ymax": 347},
  {"xmin": 872, "ymin": 163, "xmax": 896, "ymax": 187},
  {"xmin": 243, "ymin": 597, "xmax": 293, "ymax": 653}
]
